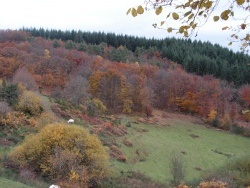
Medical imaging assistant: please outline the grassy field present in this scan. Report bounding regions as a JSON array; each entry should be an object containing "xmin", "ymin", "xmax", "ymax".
[
  {"xmin": 112, "ymin": 118, "xmax": 250, "ymax": 184},
  {"xmin": 0, "ymin": 110, "xmax": 249, "ymax": 187},
  {"xmin": 0, "ymin": 177, "xmax": 31, "ymax": 188}
]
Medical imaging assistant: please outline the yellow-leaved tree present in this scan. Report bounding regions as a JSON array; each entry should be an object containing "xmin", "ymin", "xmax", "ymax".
[
  {"xmin": 8, "ymin": 123, "xmax": 111, "ymax": 187},
  {"xmin": 128, "ymin": 0, "xmax": 250, "ymax": 51}
]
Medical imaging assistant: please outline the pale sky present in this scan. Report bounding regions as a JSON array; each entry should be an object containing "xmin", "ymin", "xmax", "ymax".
[{"xmin": 0, "ymin": 0, "xmax": 245, "ymax": 52}]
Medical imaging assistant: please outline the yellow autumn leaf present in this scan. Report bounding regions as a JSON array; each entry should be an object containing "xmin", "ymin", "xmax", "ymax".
[
  {"xmin": 167, "ymin": 27, "xmax": 173, "ymax": 33},
  {"xmin": 155, "ymin": 6, "xmax": 163, "ymax": 15},
  {"xmin": 132, "ymin": 8, "xmax": 137, "ymax": 17},
  {"xmin": 172, "ymin": 12, "xmax": 179, "ymax": 20},
  {"xmin": 184, "ymin": 2, "xmax": 190, "ymax": 7},
  {"xmin": 228, "ymin": 42, "xmax": 232, "ymax": 46},
  {"xmin": 188, "ymin": 13, "xmax": 194, "ymax": 20},
  {"xmin": 179, "ymin": 26, "xmax": 185, "ymax": 33},
  {"xmin": 220, "ymin": 9, "xmax": 231, "ymax": 20},
  {"xmin": 184, "ymin": 11, "xmax": 191, "ymax": 17},
  {"xmin": 222, "ymin": 26, "xmax": 229, "ymax": 30},
  {"xmin": 236, "ymin": 0, "xmax": 245, "ymax": 5},
  {"xmin": 199, "ymin": 1, "xmax": 205, "ymax": 9},
  {"xmin": 126, "ymin": 8, "xmax": 131, "ymax": 15},
  {"xmin": 137, "ymin": 5, "xmax": 144, "ymax": 14},
  {"xmin": 213, "ymin": 16, "xmax": 220, "ymax": 22},
  {"xmin": 222, "ymin": 15, "xmax": 229, "ymax": 20},
  {"xmin": 198, "ymin": 10, "xmax": 204, "ymax": 16},
  {"xmin": 160, "ymin": 21, "xmax": 165, "ymax": 26},
  {"xmin": 192, "ymin": 23, "xmax": 197, "ymax": 29},
  {"xmin": 205, "ymin": 1, "xmax": 213, "ymax": 9},
  {"xmin": 235, "ymin": 35, "xmax": 239, "ymax": 39},
  {"xmin": 245, "ymin": 34, "xmax": 250, "ymax": 40}
]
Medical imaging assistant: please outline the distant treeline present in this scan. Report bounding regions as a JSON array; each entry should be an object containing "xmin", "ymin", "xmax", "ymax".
[{"xmin": 23, "ymin": 28, "xmax": 250, "ymax": 86}]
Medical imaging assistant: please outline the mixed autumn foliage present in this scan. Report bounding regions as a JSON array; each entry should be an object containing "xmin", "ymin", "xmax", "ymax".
[
  {"xmin": 23, "ymin": 28, "xmax": 250, "ymax": 86},
  {"xmin": 0, "ymin": 29, "xmax": 250, "ymax": 187},
  {"xmin": 0, "ymin": 29, "xmax": 249, "ymax": 128}
]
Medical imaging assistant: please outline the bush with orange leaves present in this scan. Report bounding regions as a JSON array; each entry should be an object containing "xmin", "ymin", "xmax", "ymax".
[
  {"xmin": 198, "ymin": 180, "xmax": 228, "ymax": 188},
  {"xmin": 92, "ymin": 122, "xmax": 127, "ymax": 137},
  {"xmin": 8, "ymin": 123, "xmax": 111, "ymax": 187},
  {"xmin": 176, "ymin": 184, "xmax": 191, "ymax": 188},
  {"xmin": 0, "ymin": 111, "xmax": 36, "ymax": 129},
  {"xmin": 174, "ymin": 180, "xmax": 228, "ymax": 188}
]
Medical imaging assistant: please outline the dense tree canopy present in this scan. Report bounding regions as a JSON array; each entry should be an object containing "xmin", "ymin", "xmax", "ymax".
[
  {"xmin": 0, "ymin": 29, "xmax": 249, "ymax": 125},
  {"xmin": 127, "ymin": 0, "xmax": 250, "ymax": 51},
  {"xmin": 22, "ymin": 28, "xmax": 250, "ymax": 86}
]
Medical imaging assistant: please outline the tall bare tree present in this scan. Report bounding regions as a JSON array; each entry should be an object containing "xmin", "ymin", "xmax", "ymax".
[
  {"xmin": 13, "ymin": 67, "xmax": 39, "ymax": 91},
  {"xmin": 63, "ymin": 75, "xmax": 89, "ymax": 105}
]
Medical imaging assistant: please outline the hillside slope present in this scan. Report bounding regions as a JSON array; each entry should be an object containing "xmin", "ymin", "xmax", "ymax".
[{"xmin": 0, "ymin": 178, "xmax": 31, "ymax": 188}]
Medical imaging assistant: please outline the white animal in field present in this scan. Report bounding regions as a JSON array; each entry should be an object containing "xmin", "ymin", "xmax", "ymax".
[
  {"xmin": 49, "ymin": 185, "xmax": 60, "ymax": 188},
  {"xmin": 67, "ymin": 119, "xmax": 74, "ymax": 124}
]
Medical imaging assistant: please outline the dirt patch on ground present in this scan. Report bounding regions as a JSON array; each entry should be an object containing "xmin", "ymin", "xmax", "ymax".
[{"xmin": 189, "ymin": 133, "xmax": 200, "ymax": 139}]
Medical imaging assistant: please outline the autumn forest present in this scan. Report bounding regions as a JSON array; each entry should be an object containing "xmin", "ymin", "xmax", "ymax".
[
  {"xmin": 0, "ymin": 29, "xmax": 250, "ymax": 187},
  {"xmin": 1, "ymin": 29, "xmax": 250, "ymax": 125}
]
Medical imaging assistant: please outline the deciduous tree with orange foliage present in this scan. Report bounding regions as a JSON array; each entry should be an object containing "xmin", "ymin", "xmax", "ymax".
[{"xmin": 89, "ymin": 69, "xmax": 132, "ymax": 113}]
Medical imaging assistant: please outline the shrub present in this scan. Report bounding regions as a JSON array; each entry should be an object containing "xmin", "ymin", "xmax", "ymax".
[
  {"xmin": 145, "ymin": 105, "xmax": 153, "ymax": 117},
  {"xmin": 86, "ymin": 98, "xmax": 107, "ymax": 116},
  {"xmin": 231, "ymin": 124, "xmax": 250, "ymax": 137},
  {"xmin": 198, "ymin": 180, "xmax": 228, "ymax": 188},
  {"xmin": 228, "ymin": 155, "xmax": 250, "ymax": 186},
  {"xmin": 0, "ymin": 80, "xmax": 20, "ymax": 106},
  {"xmin": 8, "ymin": 123, "xmax": 111, "ymax": 187},
  {"xmin": 109, "ymin": 145, "xmax": 127, "ymax": 162},
  {"xmin": 123, "ymin": 138, "xmax": 133, "ymax": 147},
  {"xmin": 170, "ymin": 153, "xmax": 186, "ymax": 187},
  {"xmin": 36, "ymin": 112, "xmax": 59, "ymax": 129},
  {"xmin": 135, "ymin": 149, "xmax": 148, "ymax": 162},
  {"xmin": 176, "ymin": 184, "xmax": 191, "ymax": 188},
  {"xmin": 0, "ymin": 111, "xmax": 32, "ymax": 129},
  {"xmin": 211, "ymin": 116, "xmax": 220, "ymax": 128},
  {"xmin": 95, "ymin": 122, "xmax": 127, "ymax": 137},
  {"xmin": 17, "ymin": 90, "xmax": 43, "ymax": 116},
  {"xmin": 243, "ymin": 128, "xmax": 250, "ymax": 137},
  {"xmin": 231, "ymin": 124, "xmax": 245, "ymax": 135},
  {"xmin": 219, "ymin": 114, "xmax": 232, "ymax": 130},
  {"xmin": 203, "ymin": 155, "xmax": 250, "ymax": 187},
  {"xmin": 207, "ymin": 109, "xmax": 217, "ymax": 123}
]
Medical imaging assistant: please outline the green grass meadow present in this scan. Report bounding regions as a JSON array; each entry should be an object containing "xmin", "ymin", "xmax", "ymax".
[
  {"xmin": 0, "ymin": 116, "xmax": 249, "ymax": 187},
  {"xmin": 0, "ymin": 177, "xmax": 31, "ymax": 188},
  {"xmin": 113, "ymin": 119, "xmax": 250, "ymax": 184}
]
